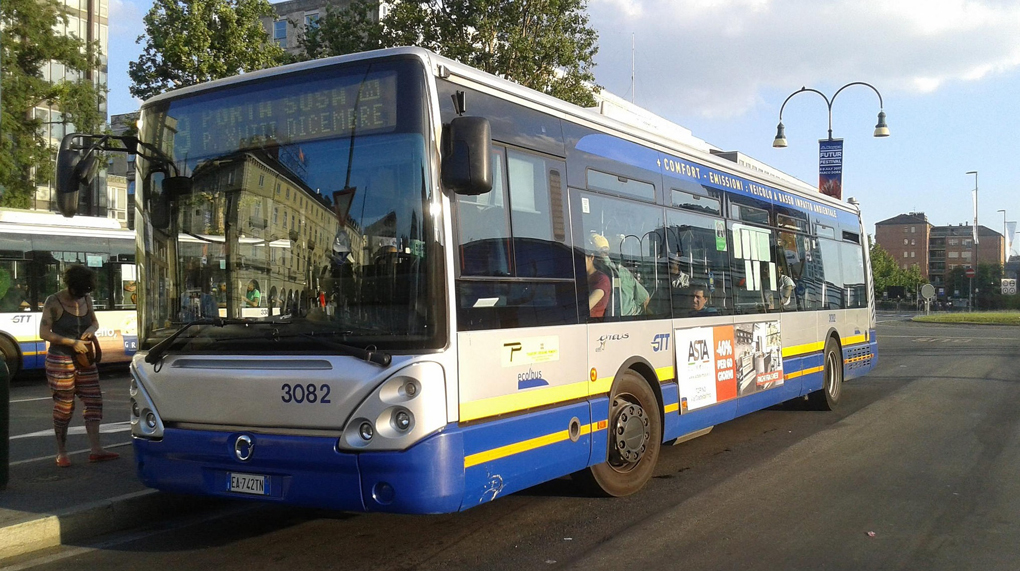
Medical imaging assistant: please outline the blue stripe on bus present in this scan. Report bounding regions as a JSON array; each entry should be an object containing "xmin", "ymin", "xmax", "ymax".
[{"xmin": 460, "ymin": 401, "xmax": 594, "ymax": 508}]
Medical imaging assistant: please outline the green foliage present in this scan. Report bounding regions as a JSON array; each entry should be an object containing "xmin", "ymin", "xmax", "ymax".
[
  {"xmin": 869, "ymin": 237, "xmax": 929, "ymax": 298},
  {"xmin": 129, "ymin": 0, "xmax": 288, "ymax": 101},
  {"xmin": 0, "ymin": 0, "xmax": 106, "ymax": 207},
  {"xmin": 298, "ymin": 0, "xmax": 601, "ymax": 107}
]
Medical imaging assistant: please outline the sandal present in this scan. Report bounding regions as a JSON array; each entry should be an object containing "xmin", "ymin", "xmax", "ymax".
[
  {"xmin": 56, "ymin": 456, "xmax": 71, "ymax": 468},
  {"xmin": 88, "ymin": 451, "xmax": 120, "ymax": 463}
]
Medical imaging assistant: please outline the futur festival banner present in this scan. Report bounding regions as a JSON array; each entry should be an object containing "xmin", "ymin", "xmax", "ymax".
[{"xmin": 818, "ymin": 138, "xmax": 843, "ymax": 200}]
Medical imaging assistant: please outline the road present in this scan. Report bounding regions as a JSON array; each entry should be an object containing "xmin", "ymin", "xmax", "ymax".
[
  {"xmin": 7, "ymin": 366, "xmax": 132, "ymax": 468},
  {"xmin": 8, "ymin": 319, "xmax": 1020, "ymax": 571}
]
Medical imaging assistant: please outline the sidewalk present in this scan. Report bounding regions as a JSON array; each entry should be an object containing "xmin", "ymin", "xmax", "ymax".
[{"xmin": 0, "ymin": 441, "xmax": 219, "ymax": 564}]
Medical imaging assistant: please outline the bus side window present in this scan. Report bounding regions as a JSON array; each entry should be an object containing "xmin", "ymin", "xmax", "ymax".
[
  {"xmin": 666, "ymin": 210, "xmax": 731, "ymax": 317},
  {"xmin": 729, "ymin": 222, "xmax": 779, "ymax": 314},
  {"xmin": 577, "ymin": 193, "xmax": 667, "ymax": 321},
  {"xmin": 456, "ymin": 147, "xmax": 511, "ymax": 277}
]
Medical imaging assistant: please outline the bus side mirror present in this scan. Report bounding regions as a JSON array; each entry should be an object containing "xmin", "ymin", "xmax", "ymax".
[
  {"xmin": 148, "ymin": 175, "xmax": 192, "ymax": 231},
  {"xmin": 55, "ymin": 134, "xmax": 101, "ymax": 218},
  {"xmin": 441, "ymin": 117, "xmax": 492, "ymax": 195}
]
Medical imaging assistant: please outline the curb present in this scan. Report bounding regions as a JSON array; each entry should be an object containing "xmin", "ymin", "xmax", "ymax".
[{"xmin": 0, "ymin": 490, "xmax": 217, "ymax": 563}]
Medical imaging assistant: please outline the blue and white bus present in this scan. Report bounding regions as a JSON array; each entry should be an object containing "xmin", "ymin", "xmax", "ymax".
[
  {"xmin": 56, "ymin": 47, "xmax": 876, "ymax": 513},
  {"xmin": 0, "ymin": 209, "xmax": 138, "ymax": 377}
]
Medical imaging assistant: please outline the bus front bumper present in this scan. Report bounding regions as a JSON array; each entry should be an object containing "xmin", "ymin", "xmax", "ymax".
[{"xmin": 133, "ymin": 427, "xmax": 465, "ymax": 514}]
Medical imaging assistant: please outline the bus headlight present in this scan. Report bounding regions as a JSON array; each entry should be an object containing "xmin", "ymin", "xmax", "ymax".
[
  {"xmin": 339, "ymin": 362, "xmax": 446, "ymax": 451},
  {"xmin": 129, "ymin": 365, "xmax": 165, "ymax": 440}
]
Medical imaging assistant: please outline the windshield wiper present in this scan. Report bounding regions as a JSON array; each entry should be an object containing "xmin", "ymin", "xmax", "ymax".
[
  {"xmin": 144, "ymin": 318, "xmax": 285, "ymax": 365},
  {"xmin": 285, "ymin": 331, "xmax": 392, "ymax": 367}
]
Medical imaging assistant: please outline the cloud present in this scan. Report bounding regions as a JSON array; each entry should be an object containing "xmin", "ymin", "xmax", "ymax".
[
  {"xmin": 588, "ymin": 0, "xmax": 1020, "ymax": 118},
  {"xmin": 108, "ymin": 0, "xmax": 144, "ymax": 35}
]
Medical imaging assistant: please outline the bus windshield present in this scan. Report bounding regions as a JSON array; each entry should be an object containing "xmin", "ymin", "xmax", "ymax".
[{"xmin": 135, "ymin": 57, "xmax": 443, "ymax": 354}]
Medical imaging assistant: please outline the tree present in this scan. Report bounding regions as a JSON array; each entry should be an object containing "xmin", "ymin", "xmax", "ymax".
[
  {"xmin": 869, "ymin": 238, "xmax": 898, "ymax": 297},
  {"xmin": 129, "ymin": 0, "xmax": 288, "ymax": 102},
  {"xmin": 299, "ymin": 0, "xmax": 601, "ymax": 107},
  {"xmin": 1, "ymin": 0, "xmax": 105, "ymax": 208}
]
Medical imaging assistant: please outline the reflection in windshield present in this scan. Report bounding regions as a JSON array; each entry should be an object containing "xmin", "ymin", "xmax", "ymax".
[{"xmin": 136, "ymin": 60, "xmax": 441, "ymax": 353}]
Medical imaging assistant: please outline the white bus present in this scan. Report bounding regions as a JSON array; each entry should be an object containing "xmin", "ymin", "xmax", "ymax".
[
  {"xmin": 0, "ymin": 209, "xmax": 138, "ymax": 376},
  {"xmin": 56, "ymin": 47, "xmax": 876, "ymax": 513}
]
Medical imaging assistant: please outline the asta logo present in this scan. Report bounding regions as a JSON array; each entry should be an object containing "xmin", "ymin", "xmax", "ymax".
[
  {"xmin": 687, "ymin": 339, "xmax": 711, "ymax": 364},
  {"xmin": 596, "ymin": 333, "xmax": 629, "ymax": 352}
]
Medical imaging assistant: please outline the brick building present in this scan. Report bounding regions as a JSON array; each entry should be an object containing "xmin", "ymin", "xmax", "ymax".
[{"xmin": 875, "ymin": 212, "xmax": 1005, "ymax": 295}]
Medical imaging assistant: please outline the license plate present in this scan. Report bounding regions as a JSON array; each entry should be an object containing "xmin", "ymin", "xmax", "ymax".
[{"xmin": 228, "ymin": 472, "xmax": 268, "ymax": 495}]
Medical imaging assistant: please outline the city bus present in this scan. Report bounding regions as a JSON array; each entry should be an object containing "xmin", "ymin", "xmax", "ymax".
[
  {"xmin": 0, "ymin": 209, "xmax": 138, "ymax": 376},
  {"xmin": 55, "ymin": 47, "xmax": 876, "ymax": 513}
]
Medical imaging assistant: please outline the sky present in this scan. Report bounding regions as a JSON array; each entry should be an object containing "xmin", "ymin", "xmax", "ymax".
[{"xmin": 106, "ymin": 0, "xmax": 1020, "ymax": 254}]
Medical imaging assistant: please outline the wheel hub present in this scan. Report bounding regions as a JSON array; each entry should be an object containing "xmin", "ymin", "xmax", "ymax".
[{"xmin": 610, "ymin": 400, "xmax": 650, "ymax": 465}]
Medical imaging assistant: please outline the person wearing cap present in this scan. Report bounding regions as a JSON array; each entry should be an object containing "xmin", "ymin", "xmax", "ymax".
[{"xmin": 590, "ymin": 233, "xmax": 650, "ymax": 316}]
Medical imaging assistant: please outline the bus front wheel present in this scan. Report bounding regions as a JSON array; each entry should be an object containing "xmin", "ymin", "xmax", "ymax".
[
  {"xmin": 808, "ymin": 337, "xmax": 843, "ymax": 411},
  {"xmin": 579, "ymin": 371, "xmax": 662, "ymax": 497},
  {"xmin": 0, "ymin": 335, "xmax": 21, "ymax": 379}
]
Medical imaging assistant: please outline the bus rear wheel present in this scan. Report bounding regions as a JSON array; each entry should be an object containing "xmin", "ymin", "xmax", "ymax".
[
  {"xmin": 0, "ymin": 335, "xmax": 21, "ymax": 379},
  {"xmin": 579, "ymin": 371, "xmax": 662, "ymax": 497},
  {"xmin": 808, "ymin": 337, "xmax": 843, "ymax": 411}
]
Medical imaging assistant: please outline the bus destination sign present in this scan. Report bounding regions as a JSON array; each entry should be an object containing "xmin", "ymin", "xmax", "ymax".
[{"xmin": 173, "ymin": 72, "xmax": 398, "ymax": 158}]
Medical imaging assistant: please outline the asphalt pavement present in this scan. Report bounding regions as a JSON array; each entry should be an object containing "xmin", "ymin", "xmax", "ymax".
[
  {"xmin": 0, "ymin": 310, "xmax": 949, "ymax": 565},
  {"xmin": 0, "ymin": 367, "xmax": 221, "ymax": 565}
]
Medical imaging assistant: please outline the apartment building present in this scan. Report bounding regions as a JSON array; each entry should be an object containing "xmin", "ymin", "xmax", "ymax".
[
  {"xmin": 260, "ymin": 0, "xmax": 389, "ymax": 57},
  {"xmin": 875, "ymin": 212, "xmax": 1005, "ymax": 293},
  {"xmin": 32, "ymin": 0, "xmax": 111, "ymax": 218}
]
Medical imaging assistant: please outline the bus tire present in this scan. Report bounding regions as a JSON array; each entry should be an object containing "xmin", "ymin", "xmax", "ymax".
[
  {"xmin": 0, "ymin": 334, "xmax": 21, "ymax": 379},
  {"xmin": 808, "ymin": 337, "xmax": 843, "ymax": 411},
  {"xmin": 578, "ymin": 370, "xmax": 662, "ymax": 497}
]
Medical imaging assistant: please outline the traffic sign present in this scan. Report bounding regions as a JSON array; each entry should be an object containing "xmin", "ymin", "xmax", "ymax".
[
  {"xmin": 921, "ymin": 284, "xmax": 936, "ymax": 300},
  {"xmin": 1003, "ymin": 279, "xmax": 1017, "ymax": 295},
  {"xmin": 965, "ymin": 267, "xmax": 976, "ymax": 278}
]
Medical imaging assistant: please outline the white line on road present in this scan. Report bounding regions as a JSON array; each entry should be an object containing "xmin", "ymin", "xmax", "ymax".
[
  {"xmin": 882, "ymin": 334, "xmax": 1018, "ymax": 341},
  {"xmin": 10, "ymin": 397, "xmax": 53, "ymax": 403},
  {"xmin": 11, "ymin": 421, "xmax": 132, "ymax": 440}
]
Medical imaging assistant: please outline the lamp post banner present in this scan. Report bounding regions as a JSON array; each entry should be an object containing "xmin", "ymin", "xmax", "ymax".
[{"xmin": 818, "ymin": 138, "xmax": 843, "ymax": 200}]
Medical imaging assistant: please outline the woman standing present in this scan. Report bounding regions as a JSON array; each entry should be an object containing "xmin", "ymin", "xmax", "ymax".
[{"xmin": 39, "ymin": 265, "xmax": 119, "ymax": 467}]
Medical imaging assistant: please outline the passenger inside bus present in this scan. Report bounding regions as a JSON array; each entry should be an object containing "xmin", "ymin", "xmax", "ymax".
[
  {"xmin": 585, "ymin": 237, "xmax": 611, "ymax": 319},
  {"xmin": 687, "ymin": 283, "xmax": 718, "ymax": 317}
]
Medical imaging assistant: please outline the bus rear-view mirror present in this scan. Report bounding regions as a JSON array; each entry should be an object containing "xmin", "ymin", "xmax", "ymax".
[
  {"xmin": 442, "ymin": 117, "xmax": 492, "ymax": 196},
  {"xmin": 55, "ymin": 134, "xmax": 101, "ymax": 218}
]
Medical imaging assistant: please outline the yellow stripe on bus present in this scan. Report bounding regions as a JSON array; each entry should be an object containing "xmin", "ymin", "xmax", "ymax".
[
  {"xmin": 460, "ymin": 381, "xmax": 591, "ymax": 422},
  {"xmin": 782, "ymin": 333, "xmax": 871, "ymax": 359},
  {"xmin": 785, "ymin": 366, "xmax": 824, "ymax": 380},
  {"xmin": 464, "ymin": 421, "xmax": 603, "ymax": 468}
]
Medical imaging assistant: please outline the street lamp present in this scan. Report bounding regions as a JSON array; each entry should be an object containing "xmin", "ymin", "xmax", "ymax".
[
  {"xmin": 967, "ymin": 171, "xmax": 978, "ymax": 311},
  {"xmin": 772, "ymin": 82, "xmax": 888, "ymax": 201}
]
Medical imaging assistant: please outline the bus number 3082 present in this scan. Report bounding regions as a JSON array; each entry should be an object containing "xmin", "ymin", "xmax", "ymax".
[{"xmin": 281, "ymin": 383, "xmax": 332, "ymax": 404}]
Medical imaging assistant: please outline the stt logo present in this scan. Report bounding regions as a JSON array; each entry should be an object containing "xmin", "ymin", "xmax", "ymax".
[{"xmin": 651, "ymin": 333, "xmax": 670, "ymax": 352}]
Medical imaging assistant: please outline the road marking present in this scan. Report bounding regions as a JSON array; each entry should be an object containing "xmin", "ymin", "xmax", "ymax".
[
  {"xmin": 9, "ymin": 441, "xmax": 133, "ymax": 467},
  {"xmin": 10, "ymin": 397, "xmax": 53, "ymax": 403},
  {"xmin": 11, "ymin": 421, "xmax": 132, "ymax": 440},
  {"xmin": 912, "ymin": 337, "xmax": 972, "ymax": 343},
  {"xmin": 882, "ymin": 334, "xmax": 1017, "ymax": 341}
]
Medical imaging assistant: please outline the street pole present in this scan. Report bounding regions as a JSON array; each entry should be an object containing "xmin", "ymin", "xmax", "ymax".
[
  {"xmin": 968, "ymin": 171, "xmax": 978, "ymax": 311},
  {"xmin": 998, "ymin": 209, "xmax": 1007, "ymax": 266}
]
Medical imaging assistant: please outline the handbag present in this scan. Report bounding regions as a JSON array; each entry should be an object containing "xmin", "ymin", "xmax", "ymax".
[{"xmin": 74, "ymin": 337, "xmax": 100, "ymax": 370}]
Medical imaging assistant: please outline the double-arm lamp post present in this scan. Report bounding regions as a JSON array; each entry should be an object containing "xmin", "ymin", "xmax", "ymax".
[{"xmin": 773, "ymin": 82, "xmax": 889, "ymax": 201}]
